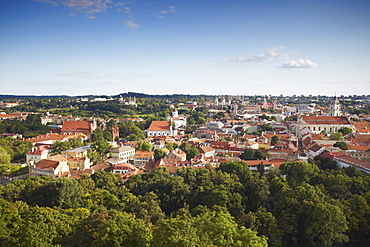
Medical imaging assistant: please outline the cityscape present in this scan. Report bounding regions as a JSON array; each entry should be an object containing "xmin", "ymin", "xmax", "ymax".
[
  {"xmin": 1, "ymin": 0, "xmax": 370, "ymax": 246},
  {"xmin": 0, "ymin": 92, "xmax": 369, "ymax": 246}
]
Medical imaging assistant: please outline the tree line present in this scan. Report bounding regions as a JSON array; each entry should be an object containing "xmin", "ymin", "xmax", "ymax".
[{"xmin": 0, "ymin": 159, "xmax": 369, "ymax": 246}]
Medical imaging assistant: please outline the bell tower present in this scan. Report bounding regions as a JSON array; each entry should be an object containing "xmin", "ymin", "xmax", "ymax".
[{"xmin": 328, "ymin": 96, "xmax": 341, "ymax": 117}]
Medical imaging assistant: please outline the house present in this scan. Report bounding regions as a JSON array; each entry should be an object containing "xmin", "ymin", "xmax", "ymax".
[
  {"xmin": 167, "ymin": 108, "xmax": 187, "ymax": 129},
  {"xmin": 353, "ymin": 122, "xmax": 370, "ymax": 134},
  {"xmin": 166, "ymin": 148, "xmax": 187, "ymax": 161},
  {"xmin": 61, "ymin": 146, "xmax": 91, "ymax": 158},
  {"xmin": 268, "ymin": 143, "xmax": 302, "ymax": 161},
  {"xmin": 0, "ymin": 133, "xmax": 22, "ymax": 139},
  {"xmin": 334, "ymin": 155, "xmax": 370, "ymax": 173},
  {"xmin": 111, "ymin": 146, "xmax": 135, "ymax": 163},
  {"xmin": 193, "ymin": 129, "xmax": 218, "ymax": 139},
  {"xmin": 307, "ymin": 144, "xmax": 325, "ymax": 159},
  {"xmin": 145, "ymin": 121, "xmax": 176, "ymax": 137},
  {"xmin": 134, "ymin": 151, "xmax": 154, "ymax": 166},
  {"xmin": 242, "ymin": 160, "xmax": 276, "ymax": 173},
  {"xmin": 27, "ymin": 133, "xmax": 82, "ymax": 145},
  {"xmin": 26, "ymin": 145, "xmax": 52, "ymax": 164},
  {"xmin": 112, "ymin": 163, "xmax": 144, "ymax": 181},
  {"xmin": 29, "ymin": 157, "xmax": 69, "ymax": 177},
  {"xmin": 199, "ymin": 146, "xmax": 216, "ymax": 158},
  {"xmin": 67, "ymin": 156, "xmax": 91, "ymax": 170},
  {"xmin": 61, "ymin": 120, "xmax": 96, "ymax": 140},
  {"xmin": 153, "ymin": 140, "xmax": 166, "ymax": 150}
]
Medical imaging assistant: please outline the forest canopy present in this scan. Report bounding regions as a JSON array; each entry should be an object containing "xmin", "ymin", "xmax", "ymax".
[{"xmin": 0, "ymin": 160, "xmax": 369, "ymax": 246}]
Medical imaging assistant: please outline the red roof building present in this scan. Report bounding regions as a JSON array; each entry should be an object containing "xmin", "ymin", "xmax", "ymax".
[{"xmin": 61, "ymin": 120, "xmax": 96, "ymax": 139}]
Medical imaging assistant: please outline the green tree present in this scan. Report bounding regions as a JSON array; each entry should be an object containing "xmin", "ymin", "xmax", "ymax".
[
  {"xmin": 193, "ymin": 211, "xmax": 268, "ymax": 247},
  {"xmin": 279, "ymin": 161, "xmax": 319, "ymax": 187},
  {"xmin": 154, "ymin": 149, "xmax": 166, "ymax": 161},
  {"xmin": 28, "ymin": 178, "xmax": 85, "ymax": 208},
  {"xmin": 68, "ymin": 137, "xmax": 84, "ymax": 148},
  {"xmin": 123, "ymin": 192, "xmax": 165, "ymax": 223},
  {"xmin": 333, "ymin": 141, "xmax": 348, "ymax": 150},
  {"xmin": 330, "ymin": 132, "xmax": 344, "ymax": 140},
  {"xmin": 52, "ymin": 141, "xmax": 72, "ymax": 155},
  {"xmin": 0, "ymin": 146, "xmax": 11, "ymax": 165},
  {"xmin": 240, "ymin": 147, "xmax": 255, "ymax": 160},
  {"xmin": 152, "ymin": 215, "xmax": 202, "ymax": 247},
  {"xmin": 91, "ymin": 212, "xmax": 152, "ymax": 247},
  {"xmin": 0, "ymin": 198, "xmax": 21, "ymax": 245},
  {"xmin": 103, "ymin": 131, "xmax": 113, "ymax": 141},
  {"xmin": 136, "ymin": 141, "xmax": 152, "ymax": 151},
  {"xmin": 166, "ymin": 142, "xmax": 178, "ymax": 150},
  {"xmin": 338, "ymin": 127, "xmax": 352, "ymax": 135},
  {"xmin": 15, "ymin": 206, "xmax": 75, "ymax": 247},
  {"xmin": 305, "ymin": 203, "xmax": 348, "ymax": 246},
  {"xmin": 90, "ymin": 139, "xmax": 112, "ymax": 160},
  {"xmin": 91, "ymin": 128, "xmax": 104, "ymax": 142},
  {"xmin": 271, "ymin": 135, "xmax": 280, "ymax": 145},
  {"xmin": 187, "ymin": 148, "xmax": 200, "ymax": 161}
]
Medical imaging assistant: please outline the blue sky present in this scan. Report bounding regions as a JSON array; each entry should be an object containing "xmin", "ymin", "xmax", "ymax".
[{"xmin": 1, "ymin": 0, "xmax": 369, "ymax": 96}]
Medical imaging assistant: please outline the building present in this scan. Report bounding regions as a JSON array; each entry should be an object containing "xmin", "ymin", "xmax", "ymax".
[
  {"xmin": 112, "ymin": 163, "xmax": 144, "ymax": 181},
  {"xmin": 145, "ymin": 121, "xmax": 176, "ymax": 137},
  {"xmin": 29, "ymin": 157, "xmax": 69, "ymax": 177},
  {"xmin": 334, "ymin": 155, "xmax": 370, "ymax": 173},
  {"xmin": 167, "ymin": 108, "xmax": 187, "ymax": 129},
  {"xmin": 134, "ymin": 151, "xmax": 154, "ymax": 166},
  {"xmin": 295, "ymin": 116, "xmax": 353, "ymax": 138},
  {"xmin": 61, "ymin": 120, "xmax": 96, "ymax": 140},
  {"xmin": 26, "ymin": 145, "xmax": 52, "ymax": 164},
  {"xmin": 166, "ymin": 149, "xmax": 187, "ymax": 161},
  {"xmin": 328, "ymin": 96, "xmax": 341, "ymax": 117},
  {"xmin": 111, "ymin": 146, "xmax": 135, "ymax": 163},
  {"xmin": 61, "ymin": 146, "xmax": 91, "ymax": 158},
  {"xmin": 199, "ymin": 146, "xmax": 216, "ymax": 158}
]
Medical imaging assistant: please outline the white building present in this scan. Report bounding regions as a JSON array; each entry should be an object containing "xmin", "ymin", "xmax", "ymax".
[
  {"xmin": 145, "ymin": 121, "xmax": 176, "ymax": 137},
  {"xmin": 328, "ymin": 96, "xmax": 341, "ymax": 117},
  {"xmin": 167, "ymin": 109, "xmax": 187, "ymax": 129},
  {"xmin": 111, "ymin": 146, "xmax": 135, "ymax": 163}
]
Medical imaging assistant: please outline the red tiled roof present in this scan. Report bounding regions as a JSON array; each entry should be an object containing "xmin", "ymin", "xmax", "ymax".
[
  {"xmin": 199, "ymin": 146, "xmax": 215, "ymax": 153},
  {"xmin": 348, "ymin": 145, "xmax": 370, "ymax": 151},
  {"xmin": 334, "ymin": 155, "xmax": 370, "ymax": 172},
  {"xmin": 35, "ymin": 159, "xmax": 59, "ymax": 170},
  {"xmin": 302, "ymin": 116, "xmax": 351, "ymax": 125},
  {"xmin": 354, "ymin": 134, "xmax": 370, "ymax": 144},
  {"xmin": 61, "ymin": 121, "xmax": 92, "ymax": 132},
  {"xmin": 147, "ymin": 121, "xmax": 171, "ymax": 131},
  {"xmin": 353, "ymin": 122, "xmax": 370, "ymax": 134}
]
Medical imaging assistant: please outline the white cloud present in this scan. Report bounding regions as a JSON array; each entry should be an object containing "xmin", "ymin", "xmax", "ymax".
[
  {"xmin": 230, "ymin": 45, "xmax": 288, "ymax": 63},
  {"xmin": 123, "ymin": 7, "xmax": 131, "ymax": 14},
  {"xmin": 122, "ymin": 20, "xmax": 140, "ymax": 29},
  {"xmin": 279, "ymin": 59, "xmax": 319, "ymax": 69},
  {"xmin": 34, "ymin": 0, "xmax": 113, "ymax": 14},
  {"xmin": 169, "ymin": 6, "xmax": 177, "ymax": 13},
  {"xmin": 34, "ymin": 1, "xmax": 177, "ymax": 28},
  {"xmin": 154, "ymin": 6, "xmax": 177, "ymax": 19}
]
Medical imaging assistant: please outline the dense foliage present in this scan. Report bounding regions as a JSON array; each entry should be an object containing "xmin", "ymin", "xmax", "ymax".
[
  {"xmin": 0, "ymin": 115, "xmax": 49, "ymax": 138},
  {"xmin": 0, "ymin": 161, "xmax": 369, "ymax": 246}
]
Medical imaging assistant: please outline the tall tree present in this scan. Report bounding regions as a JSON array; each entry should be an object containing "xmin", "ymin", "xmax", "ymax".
[
  {"xmin": 279, "ymin": 161, "xmax": 319, "ymax": 187},
  {"xmin": 271, "ymin": 135, "xmax": 280, "ymax": 145}
]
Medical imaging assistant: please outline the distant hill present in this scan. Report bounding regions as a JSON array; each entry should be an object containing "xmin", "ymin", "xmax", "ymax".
[{"xmin": 0, "ymin": 92, "xmax": 213, "ymax": 100}]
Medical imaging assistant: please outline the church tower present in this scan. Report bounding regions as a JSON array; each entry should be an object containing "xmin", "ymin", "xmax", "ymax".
[
  {"xmin": 328, "ymin": 96, "xmax": 341, "ymax": 116},
  {"xmin": 172, "ymin": 108, "xmax": 179, "ymax": 118}
]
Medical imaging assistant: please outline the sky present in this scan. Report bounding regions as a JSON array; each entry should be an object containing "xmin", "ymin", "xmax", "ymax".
[{"xmin": 1, "ymin": 0, "xmax": 369, "ymax": 96}]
